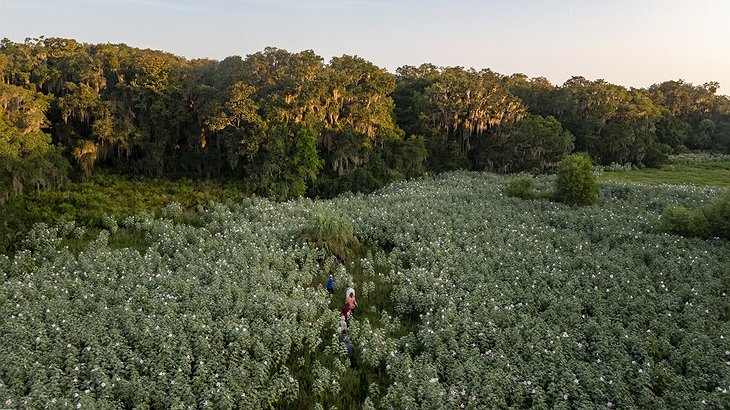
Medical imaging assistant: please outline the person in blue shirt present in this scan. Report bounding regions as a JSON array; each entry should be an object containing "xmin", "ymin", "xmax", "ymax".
[{"xmin": 326, "ymin": 275, "xmax": 335, "ymax": 294}]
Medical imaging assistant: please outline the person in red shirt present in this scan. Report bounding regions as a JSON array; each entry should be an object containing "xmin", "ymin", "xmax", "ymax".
[{"xmin": 346, "ymin": 290, "xmax": 358, "ymax": 311}]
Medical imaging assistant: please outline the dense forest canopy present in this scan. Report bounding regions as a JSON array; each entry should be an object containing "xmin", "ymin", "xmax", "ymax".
[{"xmin": 2, "ymin": 37, "xmax": 729, "ymax": 201}]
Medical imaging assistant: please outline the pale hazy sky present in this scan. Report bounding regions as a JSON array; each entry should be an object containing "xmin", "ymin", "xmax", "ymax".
[{"xmin": 1, "ymin": 0, "xmax": 729, "ymax": 94}]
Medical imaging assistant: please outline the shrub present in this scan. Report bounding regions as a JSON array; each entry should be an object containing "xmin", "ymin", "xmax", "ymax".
[
  {"xmin": 20, "ymin": 223, "xmax": 61, "ymax": 254},
  {"xmin": 662, "ymin": 191, "xmax": 730, "ymax": 239},
  {"xmin": 100, "ymin": 213, "xmax": 119, "ymax": 234},
  {"xmin": 643, "ymin": 142, "xmax": 671, "ymax": 168},
  {"xmin": 554, "ymin": 153, "xmax": 599, "ymax": 206},
  {"xmin": 505, "ymin": 176, "xmax": 536, "ymax": 199},
  {"xmin": 160, "ymin": 201, "xmax": 183, "ymax": 220},
  {"xmin": 701, "ymin": 191, "xmax": 730, "ymax": 239},
  {"xmin": 661, "ymin": 205, "xmax": 692, "ymax": 235}
]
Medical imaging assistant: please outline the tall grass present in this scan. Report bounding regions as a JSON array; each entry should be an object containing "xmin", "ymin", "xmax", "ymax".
[
  {"xmin": 600, "ymin": 159, "xmax": 730, "ymax": 187},
  {"xmin": 1, "ymin": 172, "xmax": 247, "ymax": 254}
]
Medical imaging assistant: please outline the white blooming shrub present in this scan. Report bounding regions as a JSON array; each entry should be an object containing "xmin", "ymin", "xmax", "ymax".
[
  {"xmin": 1, "ymin": 170, "xmax": 727, "ymax": 408},
  {"xmin": 100, "ymin": 213, "xmax": 119, "ymax": 234},
  {"xmin": 19, "ymin": 222, "xmax": 62, "ymax": 254},
  {"xmin": 668, "ymin": 152, "xmax": 730, "ymax": 164},
  {"xmin": 333, "ymin": 170, "xmax": 728, "ymax": 409},
  {"xmin": 160, "ymin": 201, "xmax": 184, "ymax": 220},
  {"xmin": 121, "ymin": 210, "xmax": 155, "ymax": 232}
]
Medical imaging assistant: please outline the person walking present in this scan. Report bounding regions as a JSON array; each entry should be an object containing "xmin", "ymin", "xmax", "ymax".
[
  {"xmin": 339, "ymin": 330, "xmax": 356, "ymax": 368},
  {"xmin": 342, "ymin": 302, "xmax": 352, "ymax": 326},
  {"xmin": 346, "ymin": 289, "xmax": 358, "ymax": 312},
  {"xmin": 344, "ymin": 286, "xmax": 354, "ymax": 302}
]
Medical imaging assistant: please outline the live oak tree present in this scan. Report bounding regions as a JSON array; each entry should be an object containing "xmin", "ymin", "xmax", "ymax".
[
  {"xmin": 1, "ymin": 37, "xmax": 729, "ymax": 201},
  {"xmin": 477, "ymin": 114, "xmax": 574, "ymax": 174},
  {"xmin": 394, "ymin": 65, "xmax": 526, "ymax": 171},
  {"xmin": 424, "ymin": 67, "xmax": 525, "ymax": 157},
  {"xmin": 205, "ymin": 81, "xmax": 265, "ymax": 170},
  {"xmin": 506, "ymin": 73, "xmax": 557, "ymax": 117},
  {"xmin": 0, "ymin": 82, "xmax": 68, "ymax": 202},
  {"xmin": 551, "ymin": 77, "xmax": 666, "ymax": 166},
  {"xmin": 647, "ymin": 80, "xmax": 730, "ymax": 152},
  {"xmin": 319, "ymin": 55, "xmax": 402, "ymax": 177},
  {"xmin": 239, "ymin": 47, "xmax": 325, "ymax": 125}
]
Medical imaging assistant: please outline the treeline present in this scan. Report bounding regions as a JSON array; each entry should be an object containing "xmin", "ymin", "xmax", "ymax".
[{"xmin": 2, "ymin": 37, "xmax": 729, "ymax": 201}]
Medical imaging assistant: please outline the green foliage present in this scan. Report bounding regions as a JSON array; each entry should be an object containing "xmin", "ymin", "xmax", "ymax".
[
  {"xmin": 642, "ymin": 141, "xmax": 671, "ymax": 168},
  {"xmin": 382, "ymin": 135, "xmax": 427, "ymax": 179},
  {"xmin": 504, "ymin": 175, "xmax": 554, "ymax": 201},
  {"xmin": 309, "ymin": 131, "xmax": 423, "ymax": 198},
  {"xmin": 425, "ymin": 138, "xmax": 470, "ymax": 172},
  {"xmin": 661, "ymin": 204, "xmax": 697, "ymax": 237},
  {"xmin": 3, "ymin": 37, "xmax": 730, "ymax": 202},
  {"xmin": 553, "ymin": 77, "xmax": 666, "ymax": 166},
  {"xmin": 245, "ymin": 125, "xmax": 323, "ymax": 200},
  {"xmin": 655, "ymin": 113, "xmax": 691, "ymax": 149},
  {"xmin": 0, "ymin": 83, "xmax": 70, "ymax": 202},
  {"xmin": 0, "ymin": 172, "xmax": 728, "ymax": 408},
  {"xmin": 648, "ymin": 80, "xmax": 730, "ymax": 153},
  {"xmin": 0, "ymin": 172, "xmax": 246, "ymax": 254},
  {"xmin": 661, "ymin": 191, "xmax": 730, "ymax": 239},
  {"xmin": 478, "ymin": 114, "xmax": 574, "ymax": 173},
  {"xmin": 554, "ymin": 153, "xmax": 599, "ymax": 206},
  {"xmin": 289, "ymin": 126, "xmax": 324, "ymax": 195},
  {"xmin": 505, "ymin": 175, "xmax": 536, "ymax": 199},
  {"xmin": 0, "ymin": 39, "xmax": 412, "ymax": 201},
  {"xmin": 600, "ymin": 159, "xmax": 730, "ymax": 188},
  {"xmin": 297, "ymin": 209, "xmax": 359, "ymax": 262},
  {"xmin": 506, "ymin": 74, "xmax": 557, "ymax": 117},
  {"xmin": 394, "ymin": 65, "xmax": 527, "ymax": 173}
]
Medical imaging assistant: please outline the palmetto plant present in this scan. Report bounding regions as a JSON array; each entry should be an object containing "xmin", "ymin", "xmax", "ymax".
[{"xmin": 297, "ymin": 209, "xmax": 359, "ymax": 262}]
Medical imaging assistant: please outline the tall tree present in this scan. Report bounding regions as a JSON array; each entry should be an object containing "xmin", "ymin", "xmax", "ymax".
[
  {"xmin": 553, "ymin": 77, "xmax": 665, "ymax": 165},
  {"xmin": 241, "ymin": 47, "xmax": 325, "ymax": 125},
  {"xmin": 392, "ymin": 64, "xmax": 440, "ymax": 138},
  {"xmin": 647, "ymin": 80, "xmax": 729, "ymax": 152},
  {"xmin": 204, "ymin": 81, "xmax": 265, "ymax": 171},
  {"xmin": 0, "ymin": 83, "xmax": 68, "ymax": 202},
  {"xmin": 425, "ymin": 67, "xmax": 525, "ymax": 155},
  {"xmin": 395, "ymin": 65, "xmax": 525, "ymax": 171},
  {"xmin": 506, "ymin": 74, "xmax": 557, "ymax": 117},
  {"xmin": 476, "ymin": 114, "xmax": 574, "ymax": 173}
]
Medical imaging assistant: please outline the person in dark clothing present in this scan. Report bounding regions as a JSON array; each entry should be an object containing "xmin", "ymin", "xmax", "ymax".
[
  {"xmin": 339, "ymin": 331, "xmax": 356, "ymax": 368},
  {"xmin": 326, "ymin": 275, "xmax": 335, "ymax": 294}
]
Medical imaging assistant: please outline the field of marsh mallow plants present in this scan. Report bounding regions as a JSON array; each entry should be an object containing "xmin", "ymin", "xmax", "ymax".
[{"xmin": 1, "ymin": 171, "xmax": 728, "ymax": 409}]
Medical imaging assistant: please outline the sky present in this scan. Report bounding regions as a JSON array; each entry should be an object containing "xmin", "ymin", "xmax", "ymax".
[{"xmin": 1, "ymin": 0, "xmax": 729, "ymax": 94}]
